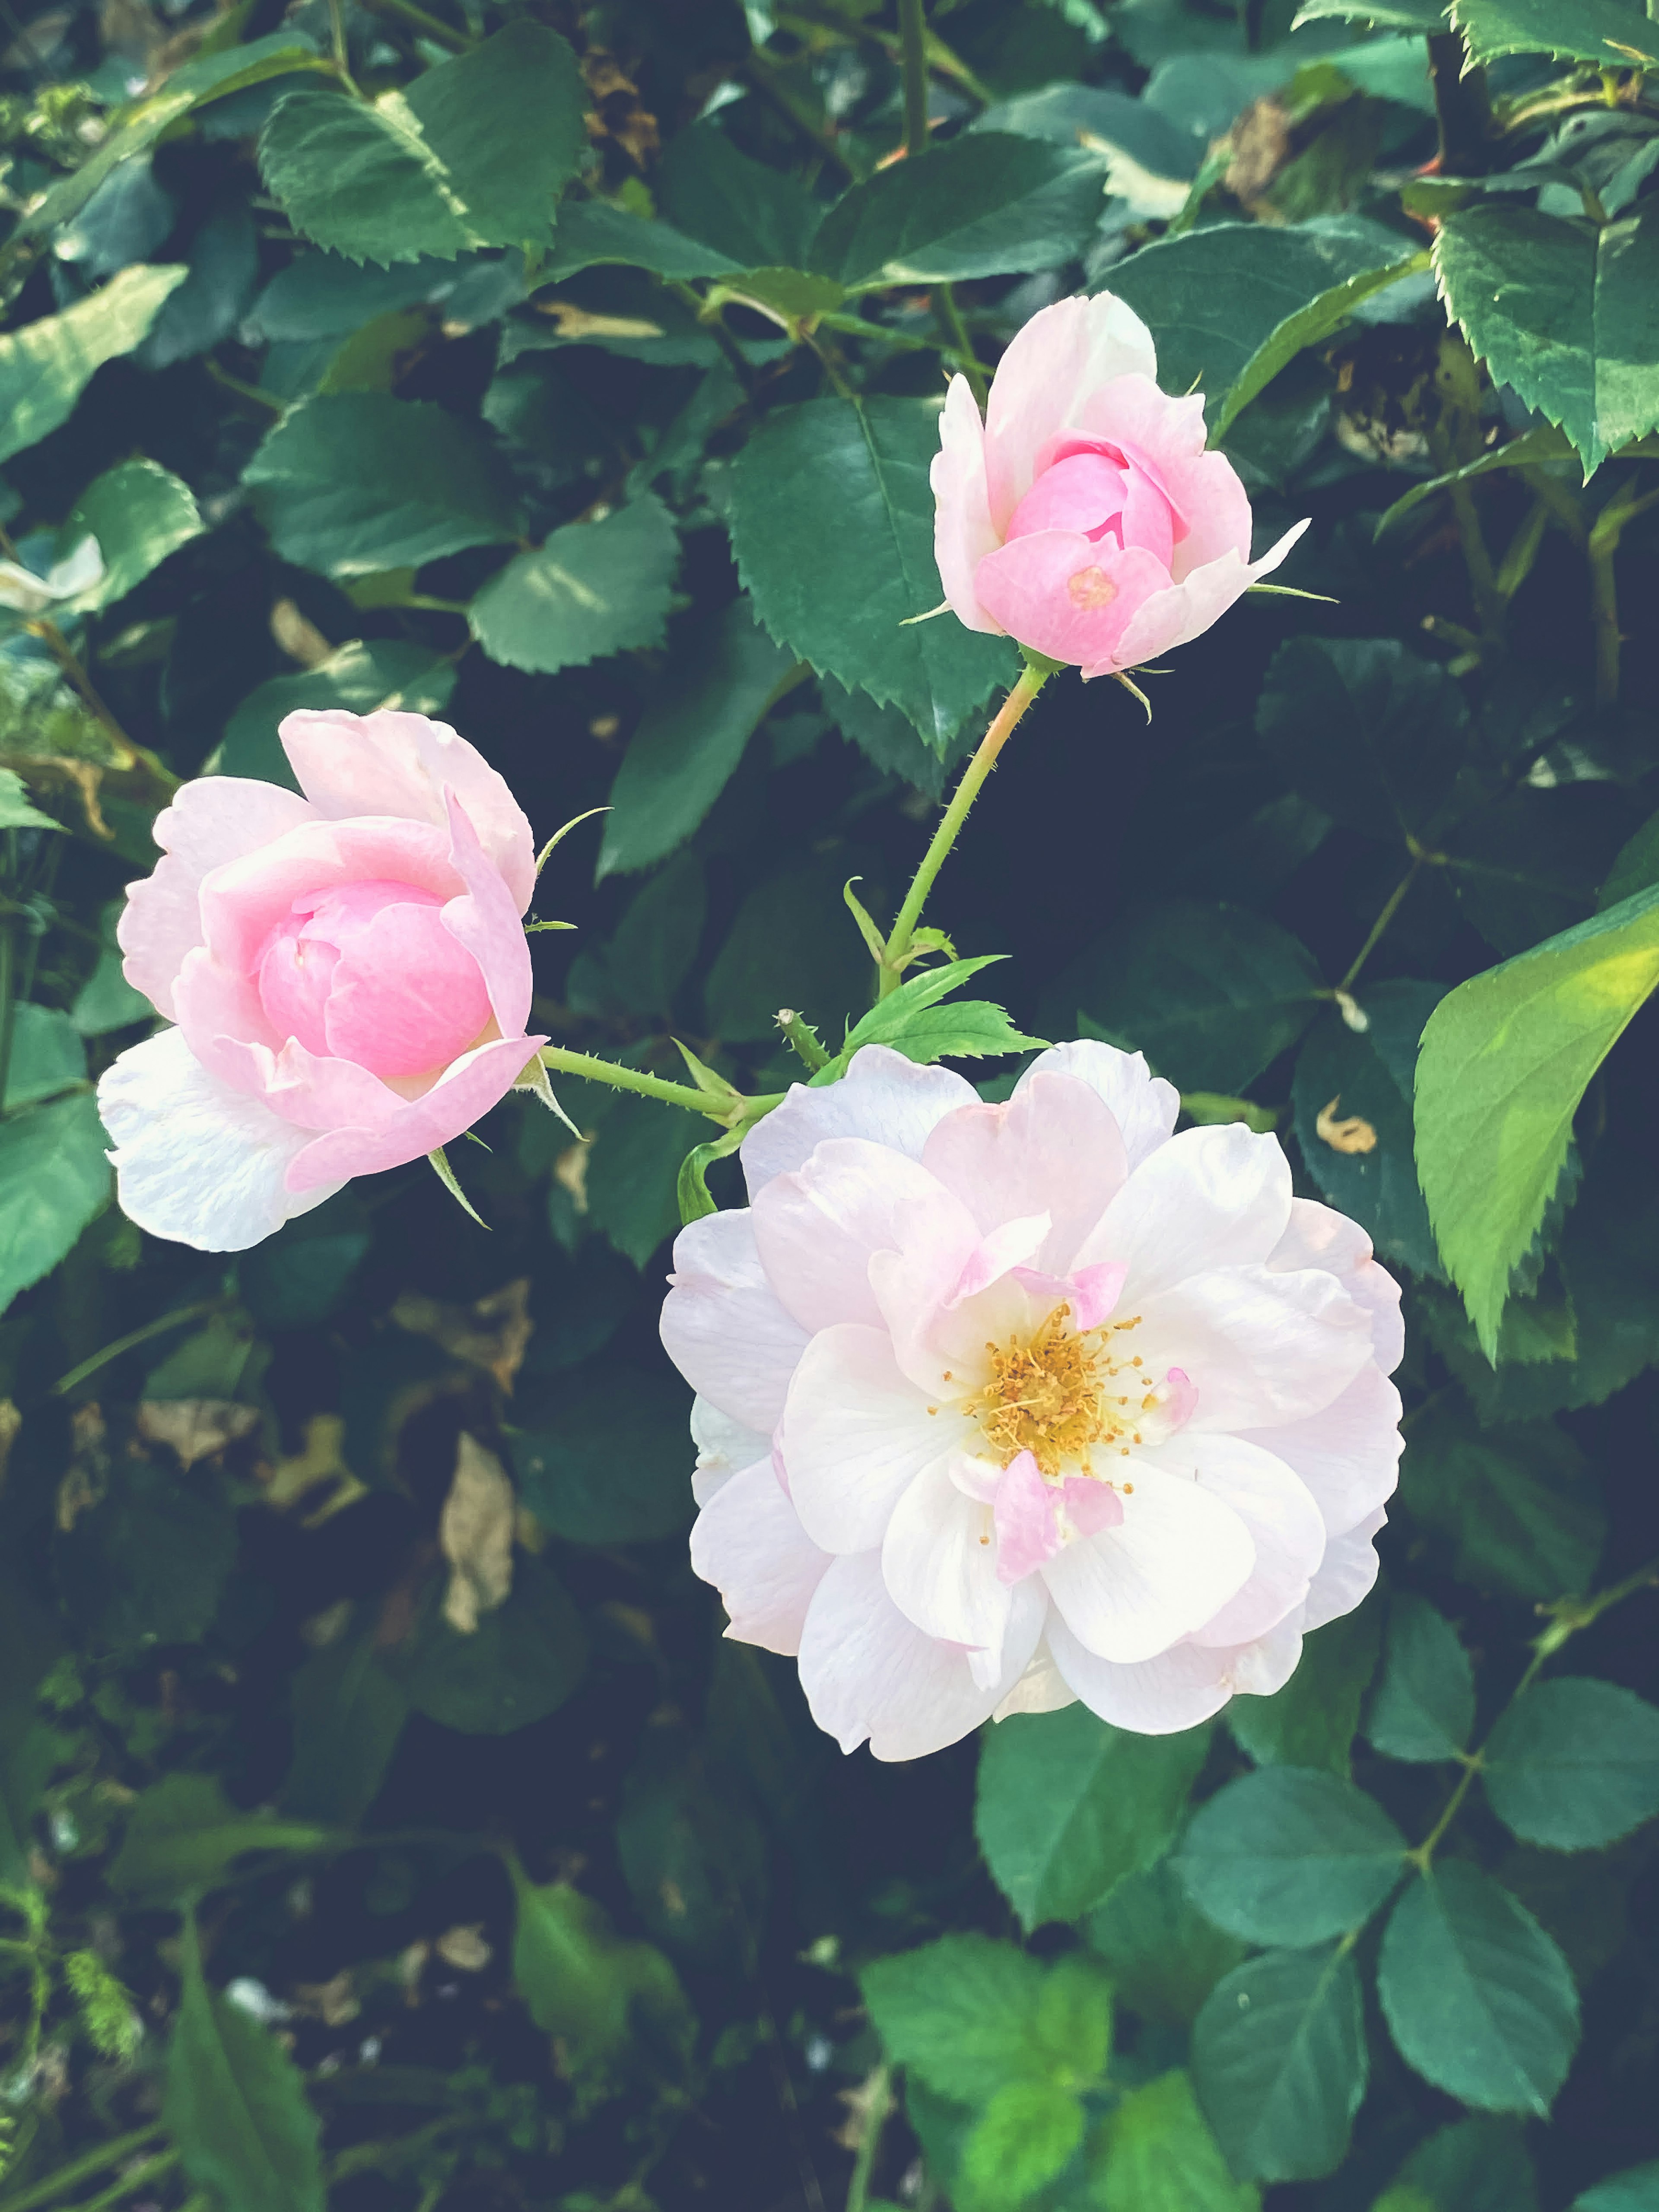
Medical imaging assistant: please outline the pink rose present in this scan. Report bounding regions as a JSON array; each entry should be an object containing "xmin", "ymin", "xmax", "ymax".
[
  {"xmin": 932, "ymin": 292, "xmax": 1309, "ymax": 679},
  {"xmin": 99, "ymin": 710, "xmax": 546, "ymax": 1252}
]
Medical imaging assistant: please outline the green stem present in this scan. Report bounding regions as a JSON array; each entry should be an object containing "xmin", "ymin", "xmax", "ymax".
[
  {"xmin": 879, "ymin": 657, "xmax": 1052, "ymax": 996},
  {"xmin": 1494, "ymin": 494, "xmax": 1550, "ymax": 602},
  {"xmin": 1585, "ymin": 479, "xmax": 1659, "ymax": 706},
  {"xmin": 325, "ymin": 0, "xmax": 360, "ymax": 93},
  {"xmin": 538, "ymin": 1047, "xmax": 743, "ymax": 1123},
  {"xmin": 0, "ymin": 2126, "xmax": 167, "ymax": 2212},
  {"xmin": 50, "ymin": 1298, "xmax": 225, "ymax": 1398},
  {"xmin": 1338, "ymin": 861, "xmax": 1420, "ymax": 995},
  {"xmin": 666, "ymin": 281, "xmax": 757, "ymax": 399},
  {"xmin": 844, "ymin": 2067, "xmax": 893, "ymax": 2212},
  {"xmin": 899, "ymin": 0, "xmax": 930, "ymax": 156},
  {"xmin": 777, "ymin": 1011, "xmax": 830, "ymax": 1073},
  {"xmin": 0, "ymin": 890, "xmax": 16, "ymax": 1122},
  {"xmin": 60, "ymin": 2151, "xmax": 179, "ymax": 2212},
  {"xmin": 933, "ymin": 283, "xmax": 986, "ymax": 407},
  {"xmin": 1410, "ymin": 1553, "xmax": 1659, "ymax": 1870},
  {"xmin": 356, "ymin": 0, "xmax": 472, "ymax": 47},
  {"xmin": 1446, "ymin": 475, "xmax": 1506, "ymax": 650},
  {"xmin": 1519, "ymin": 464, "xmax": 1588, "ymax": 548}
]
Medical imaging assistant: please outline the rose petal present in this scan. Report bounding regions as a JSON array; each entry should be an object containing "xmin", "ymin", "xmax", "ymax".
[
  {"xmin": 741, "ymin": 1045, "xmax": 979, "ymax": 1199},
  {"xmin": 661, "ymin": 1208, "xmax": 810, "ymax": 1435},
  {"xmin": 690, "ymin": 1458, "xmax": 833, "ymax": 1656},
  {"xmin": 1039, "ymin": 1459, "xmax": 1255, "ymax": 1664}
]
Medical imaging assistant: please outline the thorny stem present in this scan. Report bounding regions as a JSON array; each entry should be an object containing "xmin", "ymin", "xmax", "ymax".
[
  {"xmin": 878, "ymin": 657, "xmax": 1053, "ymax": 997},
  {"xmin": 777, "ymin": 1011, "xmax": 830, "ymax": 1073},
  {"xmin": 1408, "ymin": 1553, "xmax": 1659, "ymax": 1871},
  {"xmin": 0, "ymin": 2124, "xmax": 167, "ymax": 2212},
  {"xmin": 843, "ymin": 2067, "xmax": 894, "ymax": 2212},
  {"xmin": 898, "ymin": 0, "xmax": 930, "ymax": 157},
  {"xmin": 538, "ymin": 1046, "xmax": 775, "ymax": 1127}
]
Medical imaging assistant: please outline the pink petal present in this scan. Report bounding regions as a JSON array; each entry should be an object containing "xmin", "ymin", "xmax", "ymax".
[
  {"xmin": 661, "ymin": 1209, "xmax": 810, "ymax": 1436},
  {"xmin": 974, "ymin": 531, "xmax": 1170, "ymax": 670},
  {"xmin": 437, "ymin": 788, "xmax": 534, "ymax": 1039},
  {"xmin": 1047, "ymin": 1619, "xmax": 1241, "ymax": 1734},
  {"xmin": 690, "ymin": 1458, "xmax": 832, "ymax": 1657},
  {"xmin": 118, "ymin": 778, "xmax": 315, "ymax": 1021},
  {"xmin": 1062, "ymin": 1473, "xmax": 1125, "ymax": 1538},
  {"xmin": 751, "ymin": 1137, "xmax": 952, "ymax": 1335},
  {"xmin": 1163, "ymin": 1366, "xmax": 1198, "ymax": 1430},
  {"xmin": 993, "ymin": 1451, "xmax": 1063, "ymax": 1585},
  {"xmin": 930, "ymin": 373, "xmax": 1003, "ymax": 634},
  {"xmin": 283, "ymin": 1032, "xmax": 546, "ymax": 1189},
  {"xmin": 1104, "ymin": 519, "xmax": 1310, "ymax": 676},
  {"xmin": 1016, "ymin": 1042, "xmax": 1179, "ymax": 1172},
  {"xmin": 741, "ymin": 1044, "xmax": 978, "ymax": 1199},
  {"xmin": 1239, "ymin": 1364, "xmax": 1403, "ymax": 1540},
  {"xmin": 780, "ymin": 1322, "xmax": 972, "ymax": 1553},
  {"xmin": 883, "ymin": 1458, "xmax": 1011, "ymax": 1647},
  {"xmin": 280, "ymin": 708, "xmax": 537, "ymax": 914},
  {"xmin": 1010, "ymin": 1260, "xmax": 1128, "ymax": 1332},
  {"xmin": 949, "ymin": 1210, "xmax": 1052, "ymax": 1306},
  {"xmin": 1129, "ymin": 1264, "xmax": 1373, "ymax": 1435},
  {"xmin": 1039, "ymin": 1462, "xmax": 1255, "ymax": 1664},
  {"xmin": 920, "ymin": 1071, "xmax": 1129, "ymax": 1275},
  {"xmin": 198, "ymin": 817, "xmax": 458, "ymax": 977},
  {"xmin": 983, "ymin": 293, "xmax": 1158, "ymax": 532},
  {"xmin": 1269, "ymin": 1197, "xmax": 1404, "ymax": 1374},
  {"xmin": 1072, "ymin": 1120, "xmax": 1293, "ymax": 1300},
  {"xmin": 1004, "ymin": 450, "xmax": 1130, "ymax": 542}
]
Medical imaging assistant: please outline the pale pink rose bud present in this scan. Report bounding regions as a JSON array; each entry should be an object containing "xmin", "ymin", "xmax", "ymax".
[
  {"xmin": 932, "ymin": 293, "xmax": 1309, "ymax": 678},
  {"xmin": 660, "ymin": 1043, "xmax": 1403, "ymax": 1760},
  {"xmin": 98, "ymin": 711, "xmax": 547, "ymax": 1252}
]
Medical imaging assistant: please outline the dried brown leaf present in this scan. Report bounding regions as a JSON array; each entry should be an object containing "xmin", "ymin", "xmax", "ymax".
[{"xmin": 439, "ymin": 1433, "xmax": 515, "ymax": 1634}]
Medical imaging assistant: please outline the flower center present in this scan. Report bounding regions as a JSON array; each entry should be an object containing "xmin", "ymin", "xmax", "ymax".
[{"xmin": 966, "ymin": 1302, "xmax": 1145, "ymax": 1478}]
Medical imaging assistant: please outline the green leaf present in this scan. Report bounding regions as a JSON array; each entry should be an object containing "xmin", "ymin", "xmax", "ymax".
[
  {"xmin": 1227, "ymin": 1602, "xmax": 1384, "ymax": 1778},
  {"xmin": 55, "ymin": 1448, "xmax": 238, "ymax": 1650},
  {"xmin": 62, "ymin": 459, "xmax": 203, "ymax": 611},
  {"xmin": 1373, "ymin": 423, "xmax": 1575, "ymax": 539},
  {"xmin": 1176, "ymin": 1767, "xmax": 1408, "ymax": 1946},
  {"xmin": 163, "ymin": 1915, "xmax": 325, "ymax": 2212},
  {"xmin": 1481, "ymin": 1677, "xmax": 1659, "ymax": 1850},
  {"xmin": 960, "ymin": 2078, "xmax": 1085, "ymax": 2205},
  {"xmin": 728, "ymin": 394, "xmax": 1017, "ymax": 748},
  {"xmin": 1398, "ymin": 1402, "xmax": 1603, "ymax": 1600},
  {"xmin": 1256, "ymin": 637, "xmax": 1467, "ymax": 846},
  {"xmin": 279, "ymin": 1624, "xmax": 409, "ymax": 1827},
  {"xmin": 1378, "ymin": 2117, "xmax": 1540, "ymax": 2212},
  {"xmin": 509, "ymin": 1866, "xmax": 693, "ymax": 2082},
  {"xmin": 1192, "ymin": 1944, "xmax": 1368, "ymax": 2183},
  {"xmin": 836, "ymin": 955, "xmax": 1047, "ymax": 1069},
  {"xmin": 259, "ymin": 25, "xmax": 585, "ymax": 264},
  {"xmin": 582, "ymin": 1088, "xmax": 705, "ymax": 1267},
  {"xmin": 1602, "ymin": 810, "xmax": 1659, "ymax": 911},
  {"xmin": 1055, "ymin": 899, "xmax": 1325, "ymax": 1093},
  {"xmin": 597, "ymin": 601, "xmax": 802, "ymax": 877},
  {"xmin": 975, "ymin": 1704, "xmax": 1211, "ymax": 1932},
  {"xmin": 1293, "ymin": 0, "xmax": 1448, "ymax": 25},
  {"xmin": 2, "ymin": 1004, "xmax": 86, "ymax": 1111},
  {"xmin": 1085, "ymin": 1860, "xmax": 1248, "ymax": 2027},
  {"xmin": 0, "ymin": 265, "xmax": 188, "ymax": 468},
  {"xmin": 243, "ymin": 392, "xmax": 519, "ymax": 577},
  {"xmin": 512, "ymin": 1359, "xmax": 694, "ymax": 1544},
  {"xmin": 0, "ymin": 765, "xmax": 61, "ymax": 831},
  {"xmin": 545, "ymin": 199, "xmax": 744, "ymax": 283},
  {"xmin": 1291, "ymin": 983, "xmax": 1446, "ymax": 1278},
  {"xmin": 1434, "ymin": 203, "xmax": 1659, "ymax": 477},
  {"xmin": 470, "ymin": 497, "xmax": 680, "ymax": 676},
  {"xmin": 217, "ymin": 639, "xmax": 458, "ymax": 788},
  {"xmin": 1413, "ymin": 881, "xmax": 1659, "ymax": 1356},
  {"xmin": 1445, "ymin": 787, "xmax": 1634, "ymax": 961},
  {"xmin": 861, "ymin": 1933, "xmax": 1046, "ymax": 2105},
  {"xmin": 0, "ymin": 1090, "xmax": 110, "ymax": 1316},
  {"xmin": 109, "ymin": 1774, "xmax": 331, "ymax": 1903},
  {"xmin": 705, "ymin": 861, "xmax": 875, "ymax": 1046},
  {"xmin": 811, "ymin": 134, "xmax": 1104, "ymax": 289},
  {"xmin": 658, "ymin": 123, "xmax": 823, "ymax": 273},
  {"xmin": 400, "ymin": 1556, "xmax": 587, "ymax": 1734},
  {"xmin": 1365, "ymin": 1594, "xmax": 1475, "ymax": 1763},
  {"xmin": 1451, "ymin": 0, "xmax": 1659, "ymax": 68},
  {"xmin": 1217, "ymin": 246, "xmax": 1429, "ymax": 439},
  {"xmin": 616, "ymin": 1729, "xmax": 768, "ymax": 1973},
  {"xmin": 0, "ymin": 1719, "xmax": 68, "ymax": 1893},
  {"xmin": 1576, "ymin": 2166, "xmax": 1659, "ymax": 2212},
  {"xmin": 1377, "ymin": 1862, "xmax": 1580, "ymax": 2113},
  {"xmin": 1110, "ymin": 216, "xmax": 1415, "ymax": 429},
  {"xmin": 1096, "ymin": 2069, "xmax": 1260, "ymax": 2212}
]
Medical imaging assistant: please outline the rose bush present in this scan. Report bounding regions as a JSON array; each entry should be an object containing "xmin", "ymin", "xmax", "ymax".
[
  {"xmin": 99, "ymin": 710, "xmax": 545, "ymax": 1251},
  {"xmin": 932, "ymin": 292, "xmax": 1308, "ymax": 676},
  {"xmin": 663, "ymin": 1041, "xmax": 1401, "ymax": 1757}
]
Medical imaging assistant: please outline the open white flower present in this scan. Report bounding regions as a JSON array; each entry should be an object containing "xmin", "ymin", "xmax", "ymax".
[{"xmin": 661, "ymin": 1041, "xmax": 1403, "ymax": 1760}]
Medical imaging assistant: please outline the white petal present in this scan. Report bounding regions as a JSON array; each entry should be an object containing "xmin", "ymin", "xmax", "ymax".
[
  {"xmin": 659, "ymin": 1208, "xmax": 809, "ymax": 1435},
  {"xmin": 1270, "ymin": 1198, "xmax": 1405, "ymax": 1374},
  {"xmin": 919, "ymin": 1072, "xmax": 1128, "ymax": 1274},
  {"xmin": 880, "ymin": 1457, "xmax": 1008, "ymax": 1652},
  {"xmin": 780, "ymin": 1324, "xmax": 974, "ymax": 1552},
  {"xmin": 1226, "ymin": 1614, "xmax": 1306, "ymax": 1697},
  {"xmin": 690, "ymin": 1459, "xmax": 832, "ymax": 1656},
  {"xmin": 1239, "ymin": 1363, "xmax": 1402, "ymax": 1540},
  {"xmin": 1017, "ymin": 1040, "xmax": 1178, "ymax": 1170},
  {"xmin": 1039, "ymin": 1460, "xmax": 1255, "ymax": 1664},
  {"xmin": 1048, "ymin": 1620, "xmax": 1237, "ymax": 1734},
  {"xmin": 741, "ymin": 1045, "xmax": 978, "ymax": 1198},
  {"xmin": 1301, "ymin": 1507, "xmax": 1386, "ymax": 1631},
  {"xmin": 1074, "ymin": 1122, "xmax": 1292, "ymax": 1300},
  {"xmin": 1140, "ymin": 1434, "xmax": 1326, "ymax": 1648},
  {"xmin": 751, "ymin": 1138, "xmax": 951, "ymax": 1335},
  {"xmin": 797, "ymin": 1553, "xmax": 1044, "ymax": 1760},
  {"xmin": 992, "ymin": 1638, "xmax": 1079, "ymax": 1721},
  {"xmin": 1131, "ymin": 1263, "xmax": 1373, "ymax": 1433},
  {"xmin": 99, "ymin": 1026, "xmax": 339, "ymax": 1252},
  {"xmin": 690, "ymin": 1397, "xmax": 769, "ymax": 1506}
]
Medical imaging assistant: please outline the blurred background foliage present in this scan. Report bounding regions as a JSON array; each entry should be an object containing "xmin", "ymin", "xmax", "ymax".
[{"xmin": 2, "ymin": 0, "xmax": 1659, "ymax": 2207}]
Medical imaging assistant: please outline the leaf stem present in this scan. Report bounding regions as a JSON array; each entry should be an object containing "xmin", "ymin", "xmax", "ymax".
[
  {"xmin": 0, "ymin": 2125, "xmax": 167, "ymax": 2212},
  {"xmin": 898, "ymin": 0, "xmax": 929, "ymax": 157},
  {"xmin": 1585, "ymin": 477, "xmax": 1659, "ymax": 705},
  {"xmin": 58, "ymin": 2151, "xmax": 179, "ymax": 2212},
  {"xmin": 50, "ymin": 1298, "xmax": 226, "ymax": 1398},
  {"xmin": 878, "ymin": 655, "xmax": 1053, "ymax": 997},
  {"xmin": 356, "ymin": 0, "xmax": 472, "ymax": 49},
  {"xmin": 1338, "ymin": 861, "xmax": 1420, "ymax": 995},
  {"xmin": 844, "ymin": 2066, "xmax": 893, "ymax": 2212}
]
